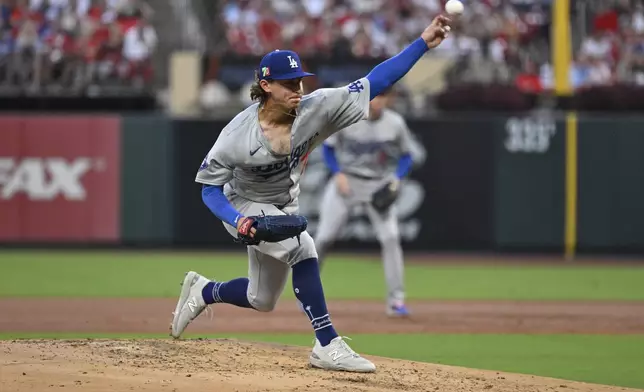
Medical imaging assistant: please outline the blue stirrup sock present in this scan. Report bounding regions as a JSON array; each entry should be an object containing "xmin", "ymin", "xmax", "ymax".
[
  {"xmin": 201, "ymin": 258, "xmax": 339, "ymax": 346},
  {"xmin": 202, "ymin": 278, "xmax": 253, "ymax": 308},
  {"xmin": 291, "ymin": 257, "xmax": 339, "ymax": 346}
]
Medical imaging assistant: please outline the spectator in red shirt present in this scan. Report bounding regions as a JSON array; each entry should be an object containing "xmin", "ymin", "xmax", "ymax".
[
  {"xmin": 515, "ymin": 59, "xmax": 542, "ymax": 93},
  {"xmin": 257, "ymin": 6, "xmax": 281, "ymax": 51}
]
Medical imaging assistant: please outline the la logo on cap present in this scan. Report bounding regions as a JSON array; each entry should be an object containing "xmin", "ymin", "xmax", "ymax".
[{"xmin": 287, "ymin": 55, "xmax": 298, "ymax": 69}]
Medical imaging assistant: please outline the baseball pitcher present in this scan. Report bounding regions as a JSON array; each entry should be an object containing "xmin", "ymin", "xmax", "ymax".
[
  {"xmin": 314, "ymin": 88, "xmax": 414, "ymax": 317},
  {"xmin": 169, "ymin": 15, "xmax": 452, "ymax": 373}
]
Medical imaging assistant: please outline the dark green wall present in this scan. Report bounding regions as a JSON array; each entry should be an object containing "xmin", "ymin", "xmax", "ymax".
[
  {"xmin": 120, "ymin": 115, "xmax": 174, "ymax": 244},
  {"xmin": 113, "ymin": 114, "xmax": 644, "ymax": 254},
  {"xmin": 578, "ymin": 117, "xmax": 644, "ymax": 251},
  {"xmin": 494, "ymin": 116, "xmax": 565, "ymax": 251}
]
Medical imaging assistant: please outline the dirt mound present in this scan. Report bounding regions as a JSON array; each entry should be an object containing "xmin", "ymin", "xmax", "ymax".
[{"xmin": 1, "ymin": 339, "xmax": 638, "ymax": 392}]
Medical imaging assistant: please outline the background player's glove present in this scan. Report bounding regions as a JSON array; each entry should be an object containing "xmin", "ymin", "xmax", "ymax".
[
  {"xmin": 236, "ymin": 213, "xmax": 308, "ymax": 246},
  {"xmin": 371, "ymin": 180, "xmax": 400, "ymax": 213}
]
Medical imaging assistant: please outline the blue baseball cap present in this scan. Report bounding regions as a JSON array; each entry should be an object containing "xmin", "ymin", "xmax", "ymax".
[{"xmin": 257, "ymin": 50, "xmax": 315, "ymax": 81}]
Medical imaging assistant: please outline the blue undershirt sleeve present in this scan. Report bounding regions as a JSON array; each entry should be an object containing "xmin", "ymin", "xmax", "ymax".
[
  {"xmin": 322, "ymin": 144, "xmax": 341, "ymax": 174},
  {"xmin": 201, "ymin": 185, "xmax": 242, "ymax": 228},
  {"xmin": 395, "ymin": 153, "xmax": 413, "ymax": 179},
  {"xmin": 366, "ymin": 38, "xmax": 429, "ymax": 99}
]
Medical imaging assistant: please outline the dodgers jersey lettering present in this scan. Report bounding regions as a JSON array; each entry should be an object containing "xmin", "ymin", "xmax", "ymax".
[
  {"xmin": 195, "ymin": 78, "xmax": 371, "ymax": 206},
  {"xmin": 325, "ymin": 108, "xmax": 413, "ymax": 179}
]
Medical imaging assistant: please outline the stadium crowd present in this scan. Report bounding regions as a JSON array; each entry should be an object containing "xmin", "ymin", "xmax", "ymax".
[
  {"xmin": 2, "ymin": 0, "xmax": 644, "ymax": 104},
  {"xmin": 219, "ymin": 0, "xmax": 644, "ymax": 95},
  {"xmin": 0, "ymin": 0, "xmax": 157, "ymax": 91},
  {"xmin": 223, "ymin": 0, "xmax": 550, "ymax": 59},
  {"xmin": 220, "ymin": 0, "xmax": 551, "ymax": 88},
  {"xmin": 565, "ymin": 0, "xmax": 644, "ymax": 88}
]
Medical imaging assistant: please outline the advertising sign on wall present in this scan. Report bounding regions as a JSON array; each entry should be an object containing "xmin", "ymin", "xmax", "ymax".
[{"xmin": 0, "ymin": 116, "xmax": 121, "ymax": 242}]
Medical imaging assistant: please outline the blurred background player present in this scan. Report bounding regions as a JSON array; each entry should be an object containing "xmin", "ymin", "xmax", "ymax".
[{"xmin": 314, "ymin": 88, "xmax": 415, "ymax": 317}]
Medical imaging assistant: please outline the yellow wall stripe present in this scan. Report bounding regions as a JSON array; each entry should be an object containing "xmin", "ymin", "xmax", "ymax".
[{"xmin": 565, "ymin": 112, "xmax": 578, "ymax": 260}]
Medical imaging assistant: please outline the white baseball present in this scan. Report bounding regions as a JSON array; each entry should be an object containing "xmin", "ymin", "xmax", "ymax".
[{"xmin": 445, "ymin": 0, "xmax": 464, "ymax": 15}]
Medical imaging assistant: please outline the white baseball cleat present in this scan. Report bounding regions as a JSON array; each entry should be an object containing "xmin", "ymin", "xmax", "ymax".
[
  {"xmin": 170, "ymin": 271, "xmax": 210, "ymax": 339},
  {"xmin": 309, "ymin": 336, "xmax": 376, "ymax": 373}
]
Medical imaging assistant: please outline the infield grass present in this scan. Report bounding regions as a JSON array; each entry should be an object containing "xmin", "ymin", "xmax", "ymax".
[
  {"xmin": 2, "ymin": 251, "xmax": 644, "ymax": 389},
  {"xmin": 1, "ymin": 332, "xmax": 643, "ymax": 389},
  {"xmin": 1, "ymin": 250, "xmax": 644, "ymax": 300}
]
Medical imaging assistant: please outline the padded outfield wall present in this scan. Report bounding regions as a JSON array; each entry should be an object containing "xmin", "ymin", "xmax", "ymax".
[{"xmin": 1, "ymin": 113, "xmax": 643, "ymax": 255}]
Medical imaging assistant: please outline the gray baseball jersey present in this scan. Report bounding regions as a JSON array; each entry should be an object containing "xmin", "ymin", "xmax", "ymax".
[
  {"xmin": 324, "ymin": 108, "xmax": 413, "ymax": 179},
  {"xmin": 195, "ymin": 78, "xmax": 371, "ymax": 208}
]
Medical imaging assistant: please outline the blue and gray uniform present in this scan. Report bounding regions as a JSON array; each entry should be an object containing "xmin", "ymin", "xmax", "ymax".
[
  {"xmin": 195, "ymin": 77, "xmax": 371, "ymax": 309},
  {"xmin": 198, "ymin": 37, "xmax": 430, "ymax": 313}
]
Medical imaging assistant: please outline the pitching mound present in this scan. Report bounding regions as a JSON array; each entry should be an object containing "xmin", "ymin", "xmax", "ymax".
[{"xmin": 1, "ymin": 339, "xmax": 637, "ymax": 392}]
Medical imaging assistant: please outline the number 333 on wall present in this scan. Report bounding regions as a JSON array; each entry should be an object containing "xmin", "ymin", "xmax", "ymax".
[{"xmin": 504, "ymin": 117, "xmax": 557, "ymax": 154}]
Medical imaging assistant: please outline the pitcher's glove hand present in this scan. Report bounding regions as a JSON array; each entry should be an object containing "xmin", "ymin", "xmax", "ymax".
[
  {"xmin": 236, "ymin": 213, "xmax": 308, "ymax": 246},
  {"xmin": 371, "ymin": 180, "xmax": 400, "ymax": 213}
]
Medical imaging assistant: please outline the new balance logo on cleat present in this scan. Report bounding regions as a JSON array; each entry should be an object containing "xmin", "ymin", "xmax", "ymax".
[
  {"xmin": 187, "ymin": 297, "xmax": 198, "ymax": 313},
  {"xmin": 329, "ymin": 350, "xmax": 344, "ymax": 362}
]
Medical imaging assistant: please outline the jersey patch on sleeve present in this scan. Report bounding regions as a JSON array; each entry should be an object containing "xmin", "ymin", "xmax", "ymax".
[
  {"xmin": 198, "ymin": 158, "xmax": 208, "ymax": 171},
  {"xmin": 347, "ymin": 80, "xmax": 365, "ymax": 93}
]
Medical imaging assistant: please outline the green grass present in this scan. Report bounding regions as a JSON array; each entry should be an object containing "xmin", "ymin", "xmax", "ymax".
[
  {"xmin": 2, "ymin": 332, "xmax": 644, "ymax": 389},
  {"xmin": 2, "ymin": 250, "xmax": 644, "ymax": 389},
  {"xmin": 1, "ymin": 250, "xmax": 644, "ymax": 300}
]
